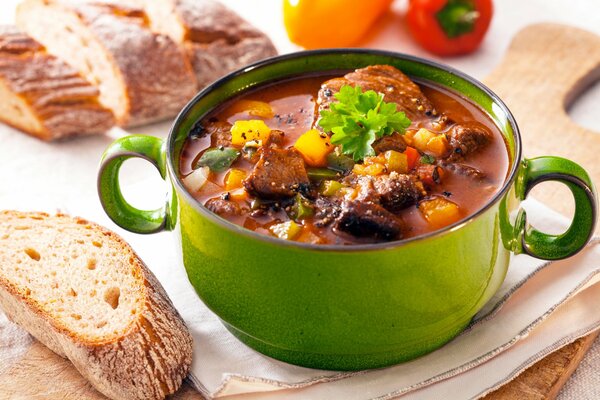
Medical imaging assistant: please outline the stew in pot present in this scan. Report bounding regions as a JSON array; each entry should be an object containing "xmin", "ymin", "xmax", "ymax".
[{"xmin": 179, "ymin": 65, "xmax": 510, "ymax": 245}]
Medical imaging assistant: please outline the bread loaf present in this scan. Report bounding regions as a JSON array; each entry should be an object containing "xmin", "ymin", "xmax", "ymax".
[
  {"xmin": 16, "ymin": 0, "xmax": 198, "ymax": 127},
  {"xmin": 0, "ymin": 211, "xmax": 193, "ymax": 400},
  {"xmin": 138, "ymin": 0, "xmax": 278, "ymax": 88},
  {"xmin": 0, "ymin": 26, "xmax": 114, "ymax": 140}
]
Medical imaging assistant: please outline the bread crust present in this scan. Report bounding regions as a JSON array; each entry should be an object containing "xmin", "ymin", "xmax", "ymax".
[
  {"xmin": 16, "ymin": 0, "xmax": 199, "ymax": 127},
  {"xmin": 0, "ymin": 211, "xmax": 193, "ymax": 400},
  {"xmin": 0, "ymin": 26, "xmax": 114, "ymax": 140},
  {"xmin": 140, "ymin": 0, "xmax": 278, "ymax": 87}
]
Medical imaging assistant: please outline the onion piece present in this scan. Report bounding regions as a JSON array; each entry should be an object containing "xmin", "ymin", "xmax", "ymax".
[{"xmin": 182, "ymin": 166, "xmax": 210, "ymax": 192}]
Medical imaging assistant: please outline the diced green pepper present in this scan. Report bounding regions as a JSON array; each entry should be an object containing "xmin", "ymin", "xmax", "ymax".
[
  {"xmin": 289, "ymin": 194, "xmax": 314, "ymax": 220},
  {"xmin": 195, "ymin": 147, "xmax": 240, "ymax": 172},
  {"xmin": 269, "ymin": 220, "xmax": 302, "ymax": 240},
  {"xmin": 307, "ymin": 167, "xmax": 339, "ymax": 181},
  {"xmin": 319, "ymin": 180, "xmax": 343, "ymax": 196},
  {"xmin": 326, "ymin": 152, "xmax": 355, "ymax": 172}
]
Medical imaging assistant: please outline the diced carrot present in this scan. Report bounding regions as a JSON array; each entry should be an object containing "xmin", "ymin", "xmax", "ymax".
[
  {"xmin": 418, "ymin": 197, "xmax": 461, "ymax": 228},
  {"xmin": 294, "ymin": 129, "xmax": 335, "ymax": 167},
  {"xmin": 417, "ymin": 165, "xmax": 445, "ymax": 186},
  {"xmin": 404, "ymin": 146, "xmax": 420, "ymax": 170}
]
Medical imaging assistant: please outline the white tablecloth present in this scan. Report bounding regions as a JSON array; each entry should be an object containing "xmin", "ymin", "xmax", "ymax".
[{"xmin": 0, "ymin": 0, "xmax": 598, "ymax": 398}]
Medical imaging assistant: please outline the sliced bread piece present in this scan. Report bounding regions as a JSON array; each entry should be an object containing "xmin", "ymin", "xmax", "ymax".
[
  {"xmin": 138, "ymin": 0, "xmax": 278, "ymax": 88},
  {"xmin": 0, "ymin": 211, "xmax": 192, "ymax": 400},
  {"xmin": 16, "ymin": 0, "xmax": 198, "ymax": 127},
  {"xmin": 0, "ymin": 26, "xmax": 114, "ymax": 140}
]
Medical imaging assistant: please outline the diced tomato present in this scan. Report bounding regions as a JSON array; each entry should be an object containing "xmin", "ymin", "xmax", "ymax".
[
  {"xmin": 417, "ymin": 165, "xmax": 445, "ymax": 186},
  {"xmin": 404, "ymin": 146, "xmax": 420, "ymax": 170}
]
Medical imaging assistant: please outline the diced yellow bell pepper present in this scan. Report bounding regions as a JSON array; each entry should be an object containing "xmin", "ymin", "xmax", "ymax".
[
  {"xmin": 296, "ymin": 229, "xmax": 326, "ymax": 244},
  {"xmin": 384, "ymin": 150, "xmax": 408, "ymax": 173},
  {"xmin": 231, "ymin": 120, "xmax": 271, "ymax": 147},
  {"xmin": 229, "ymin": 100, "xmax": 274, "ymax": 119},
  {"xmin": 412, "ymin": 128, "xmax": 436, "ymax": 151},
  {"xmin": 293, "ymin": 129, "xmax": 334, "ymax": 167},
  {"xmin": 224, "ymin": 168, "xmax": 246, "ymax": 190},
  {"xmin": 418, "ymin": 198, "xmax": 461, "ymax": 228},
  {"xmin": 425, "ymin": 135, "xmax": 449, "ymax": 157},
  {"xmin": 352, "ymin": 162, "xmax": 385, "ymax": 176},
  {"xmin": 270, "ymin": 220, "xmax": 303, "ymax": 240}
]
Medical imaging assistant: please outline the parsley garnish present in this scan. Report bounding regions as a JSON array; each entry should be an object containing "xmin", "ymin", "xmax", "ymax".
[
  {"xmin": 420, "ymin": 154, "xmax": 436, "ymax": 164},
  {"xmin": 318, "ymin": 85, "xmax": 412, "ymax": 161}
]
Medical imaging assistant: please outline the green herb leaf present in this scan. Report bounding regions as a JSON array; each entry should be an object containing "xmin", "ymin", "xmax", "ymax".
[
  {"xmin": 196, "ymin": 147, "xmax": 240, "ymax": 172},
  {"xmin": 420, "ymin": 154, "xmax": 436, "ymax": 164},
  {"xmin": 318, "ymin": 85, "xmax": 411, "ymax": 161}
]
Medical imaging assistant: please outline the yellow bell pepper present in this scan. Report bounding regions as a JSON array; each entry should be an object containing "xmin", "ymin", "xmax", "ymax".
[
  {"xmin": 230, "ymin": 120, "xmax": 271, "ymax": 147},
  {"xmin": 228, "ymin": 100, "xmax": 274, "ymax": 119},
  {"xmin": 425, "ymin": 135, "xmax": 449, "ymax": 157},
  {"xmin": 412, "ymin": 128, "xmax": 449, "ymax": 157},
  {"xmin": 293, "ymin": 129, "xmax": 334, "ymax": 167},
  {"xmin": 418, "ymin": 198, "xmax": 461, "ymax": 228},
  {"xmin": 283, "ymin": 0, "xmax": 393, "ymax": 49},
  {"xmin": 352, "ymin": 162, "xmax": 385, "ymax": 176},
  {"xmin": 384, "ymin": 150, "xmax": 408, "ymax": 173},
  {"xmin": 224, "ymin": 168, "xmax": 247, "ymax": 190},
  {"xmin": 270, "ymin": 220, "xmax": 303, "ymax": 240},
  {"xmin": 412, "ymin": 128, "xmax": 436, "ymax": 151}
]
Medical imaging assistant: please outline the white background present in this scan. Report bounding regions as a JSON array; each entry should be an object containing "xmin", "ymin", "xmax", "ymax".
[{"xmin": 0, "ymin": 0, "xmax": 598, "ymax": 398}]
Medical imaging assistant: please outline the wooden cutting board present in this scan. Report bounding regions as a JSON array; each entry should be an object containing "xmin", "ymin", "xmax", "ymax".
[{"xmin": 1, "ymin": 23, "xmax": 599, "ymax": 400}]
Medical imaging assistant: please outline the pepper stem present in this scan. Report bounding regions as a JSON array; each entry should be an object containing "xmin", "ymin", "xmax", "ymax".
[{"xmin": 436, "ymin": 0, "xmax": 479, "ymax": 38}]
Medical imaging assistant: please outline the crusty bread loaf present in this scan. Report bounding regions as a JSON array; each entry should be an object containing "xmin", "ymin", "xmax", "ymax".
[
  {"xmin": 138, "ymin": 0, "xmax": 278, "ymax": 88},
  {"xmin": 16, "ymin": 0, "xmax": 198, "ymax": 127},
  {"xmin": 0, "ymin": 211, "xmax": 193, "ymax": 400},
  {"xmin": 0, "ymin": 26, "xmax": 114, "ymax": 140}
]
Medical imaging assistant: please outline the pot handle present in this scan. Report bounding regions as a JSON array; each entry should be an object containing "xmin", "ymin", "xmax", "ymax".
[
  {"xmin": 512, "ymin": 156, "xmax": 597, "ymax": 260},
  {"xmin": 98, "ymin": 135, "xmax": 172, "ymax": 234}
]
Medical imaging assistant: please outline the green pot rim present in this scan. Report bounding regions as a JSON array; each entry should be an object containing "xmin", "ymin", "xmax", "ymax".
[{"xmin": 166, "ymin": 49, "xmax": 523, "ymax": 252}]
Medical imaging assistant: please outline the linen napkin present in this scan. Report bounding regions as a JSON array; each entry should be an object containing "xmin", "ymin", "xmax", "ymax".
[{"xmin": 168, "ymin": 200, "xmax": 600, "ymax": 400}]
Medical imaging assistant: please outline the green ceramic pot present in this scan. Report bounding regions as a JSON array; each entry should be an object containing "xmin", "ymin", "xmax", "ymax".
[{"xmin": 97, "ymin": 50, "xmax": 597, "ymax": 371}]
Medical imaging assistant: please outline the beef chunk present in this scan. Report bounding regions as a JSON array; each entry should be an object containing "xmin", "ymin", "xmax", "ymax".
[
  {"xmin": 244, "ymin": 147, "xmax": 309, "ymax": 199},
  {"xmin": 314, "ymin": 196, "xmax": 342, "ymax": 227},
  {"xmin": 372, "ymin": 133, "xmax": 407, "ymax": 154},
  {"xmin": 317, "ymin": 65, "xmax": 437, "ymax": 121},
  {"xmin": 446, "ymin": 121, "xmax": 492, "ymax": 160},
  {"xmin": 348, "ymin": 173, "xmax": 425, "ymax": 213},
  {"xmin": 334, "ymin": 200, "xmax": 402, "ymax": 241},
  {"xmin": 438, "ymin": 160, "xmax": 486, "ymax": 180},
  {"xmin": 265, "ymin": 129, "xmax": 286, "ymax": 147},
  {"xmin": 205, "ymin": 198, "xmax": 243, "ymax": 216},
  {"xmin": 373, "ymin": 172, "xmax": 425, "ymax": 213},
  {"xmin": 203, "ymin": 121, "xmax": 233, "ymax": 148}
]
